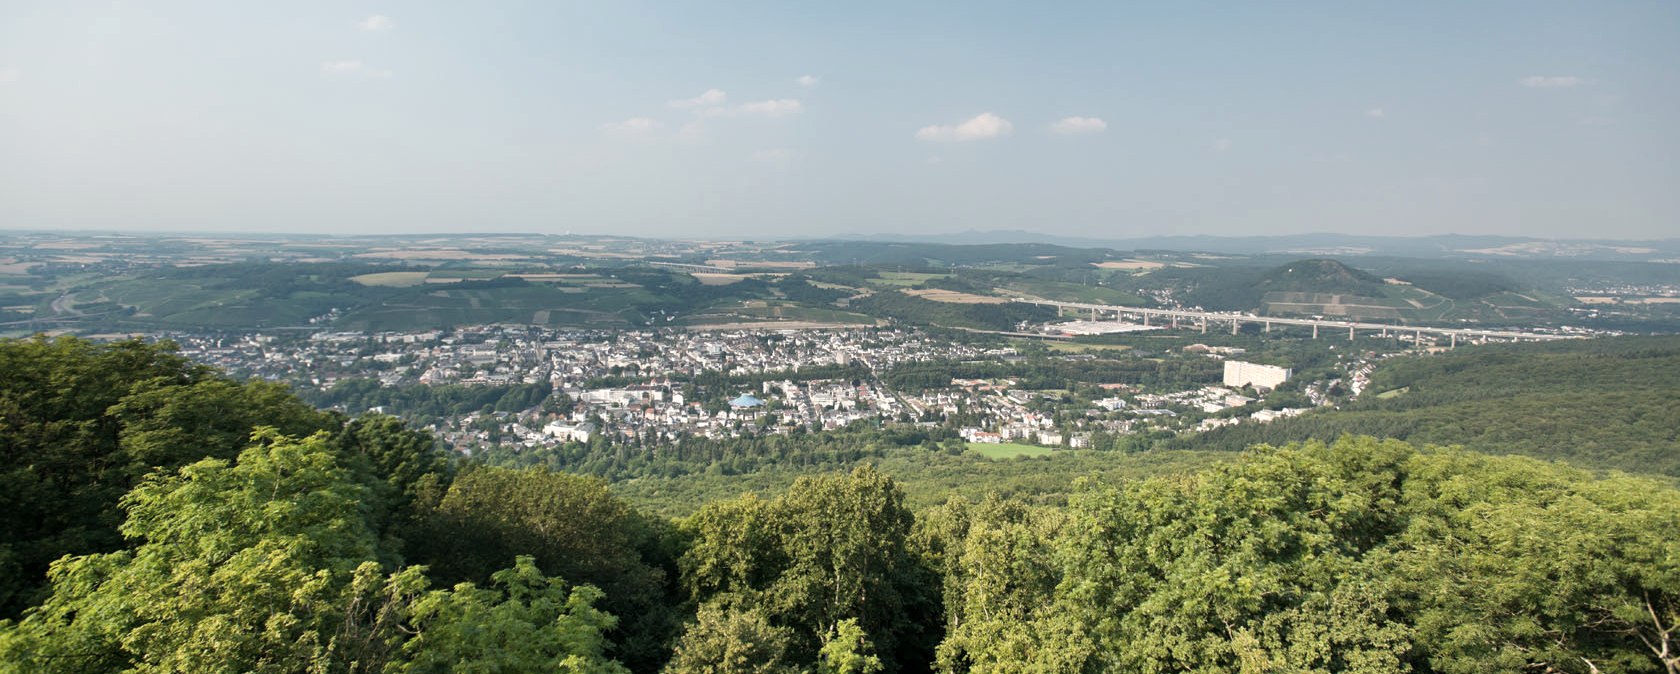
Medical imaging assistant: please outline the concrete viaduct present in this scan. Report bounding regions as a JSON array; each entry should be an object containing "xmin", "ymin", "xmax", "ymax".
[{"xmin": 1012, "ymin": 298, "xmax": 1576, "ymax": 345}]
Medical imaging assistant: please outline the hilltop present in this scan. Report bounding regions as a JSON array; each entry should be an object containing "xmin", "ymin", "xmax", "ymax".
[{"xmin": 1255, "ymin": 259, "xmax": 1387, "ymax": 296}]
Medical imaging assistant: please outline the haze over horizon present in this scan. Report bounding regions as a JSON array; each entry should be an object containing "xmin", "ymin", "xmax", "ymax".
[{"xmin": 1, "ymin": 1, "xmax": 1676, "ymax": 240}]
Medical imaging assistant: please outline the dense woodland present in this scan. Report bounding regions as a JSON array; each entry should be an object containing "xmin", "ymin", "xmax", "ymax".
[
  {"xmin": 1175, "ymin": 336, "xmax": 1680, "ymax": 476},
  {"xmin": 2, "ymin": 336, "xmax": 1678, "ymax": 673}
]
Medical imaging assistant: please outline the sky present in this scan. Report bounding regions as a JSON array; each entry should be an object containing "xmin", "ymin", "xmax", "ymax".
[{"xmin": 0, "ymin": 1, "xmax": 1676, "ymax": 240}]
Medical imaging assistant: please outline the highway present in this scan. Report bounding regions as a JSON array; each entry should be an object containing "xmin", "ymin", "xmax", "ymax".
[{"xmin": 1012, "ymin": 298, "xmax": 1577, "ymax": 343}]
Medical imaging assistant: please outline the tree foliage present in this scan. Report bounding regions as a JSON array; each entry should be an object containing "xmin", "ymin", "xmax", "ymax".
[
  {"xmin": 0, "ymin": 337, "xmax": 337, "ymax": 617},
  {"xmin": 675, "ymin": 465, "xmax": 938, "ymax": 672},
  {"xmin": 1044, "ymin": 436, "xmax": 1680, "ymax": 674},
  {"xmin": 0, "ymin": 432, "xmax": 626, "ymax": 674},
  {"xmin": 412, "ymin": 467, "xmax": 678, "ymax": 673},
  {"xmin": 4, "ymin": 336, "xmax": 1679, "ymax": 673}
]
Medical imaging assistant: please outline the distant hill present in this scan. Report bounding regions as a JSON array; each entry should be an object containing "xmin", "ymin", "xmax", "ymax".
[
  {"xmin": 1173, "ymin": 336, "xmax": 1680, "ymax": 477},
  {"xmin": 1167, "ymin": 258, "xmax": 1388, "ymax": 312},
  {"xmin": 1256, "ymin": 259, "xmax": 1387, "ymax": 296},
  {"xmin": 833, "ymin": 231, "xmax": 1680, "ymax": 261}
]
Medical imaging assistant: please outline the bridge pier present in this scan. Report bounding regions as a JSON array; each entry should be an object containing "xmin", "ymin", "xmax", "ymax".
[{"xmin": 1023, "ymin": 300, "xmax": 1562, "ymax": 345}]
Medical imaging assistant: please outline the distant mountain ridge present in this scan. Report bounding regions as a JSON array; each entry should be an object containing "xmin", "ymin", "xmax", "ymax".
[{"xmin": 830, "ymin": 230, "xmax": 1680, "ymax": 261}]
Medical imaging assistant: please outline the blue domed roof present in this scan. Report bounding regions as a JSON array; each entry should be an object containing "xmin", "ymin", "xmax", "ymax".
[{"xmin": 729, "ymin": 394, "xmax": 765, "ymax": 408}]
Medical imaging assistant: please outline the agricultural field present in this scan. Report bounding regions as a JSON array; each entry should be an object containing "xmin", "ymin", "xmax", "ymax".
[
  {"xmin": 1093, "ymin": 259, "xmax": 1166, "ymax": 271},
  {"xmin": 868, "ymin": 271, "xmax": 948, "ymax": 287},
  {"xmin": 350, "ymin": 271, "xmax": 430, "ymax": 287}
]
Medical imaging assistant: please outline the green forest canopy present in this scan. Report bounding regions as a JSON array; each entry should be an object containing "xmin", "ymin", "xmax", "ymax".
[{"xmin": 1, "ymin": 336, "xmax": 1677, "ymax": 673}]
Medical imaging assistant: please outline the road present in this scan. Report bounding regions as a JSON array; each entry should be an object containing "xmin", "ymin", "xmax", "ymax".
[{"xmin": 50, "ymin": 292, "xmax": 83, "ymax": 316}]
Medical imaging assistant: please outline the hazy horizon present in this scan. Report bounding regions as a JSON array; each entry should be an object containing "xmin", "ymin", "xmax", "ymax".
[{"xmin": 2, "ymin": 1, "xmax": 1676, "ymax": 239}]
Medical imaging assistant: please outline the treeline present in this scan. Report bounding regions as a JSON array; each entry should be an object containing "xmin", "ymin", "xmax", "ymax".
[
  {"xmin": 850, "ymin": 291, "xmax": 1054, "ymax": 331},
  {"xmin": 481, "ymin": 424, "xmax": 958, "ymax": 481},
  {"xmin": 3, "ymin": 337, "xmax": 1678, "ymax": 673},
  {"xmin": 919, "ymin": 436, "xmax": 1680, "ymax": 672},
  {"xmin": 1172, "ymin": 335, "xmax": 1680, "ymax": 476},
  {"xmin": 299, "ymin": 378, "xmax": 554, "ymax": 423},
  {"xmin": 777, "ymin": 277, "xmax": 853, "ymax": 305}
]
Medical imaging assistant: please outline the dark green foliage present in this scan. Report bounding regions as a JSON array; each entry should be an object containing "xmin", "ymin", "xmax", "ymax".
[
  {"xmin": 1259, "ymin": 259, "xmax": 1387, "ymax": 295},
  {"xmin": 481, "ymin": 425, "xmax": 954, "ymax": 484},
  {"xmin": 0, "ymin": 337, "xmax": 334, "ymax": 617},
  {"xmin": 664, "ymin": 602, "xmax": 800, "ymax": 674},
  {"xmin": 5, "ymin": 335, "xmax": 1679, "ymax": 673},
  {"xmin": 850, "ymin": 291, "xmax": 1054, "ymax": 330},
  {"xmin": 0, "ymin": 433, "xmax": 625, "ymax": 674},
  {"xmin": 799, "ymin": 266, "xmax": 880, "ymax": 288},
  {"xmin": 0, "ymin": 336, "xmax": 451, "ymax": 620},
  {"xmin": 1393, "ymin": 269, "xmax": 1516, "ymax": 299},
  {"xmin": 676, "ymin": 466, "xmax": 939, "ymax": 673},
  {"xmin": 1041, "ymin": 437, "xmax": 1680, "ymax": 673},
  {"xmin": 1177, "ymin": 336, "xmax": 1680, "ymax": 475},
  {"xmin": 777, "ymin": 277, "xmax": 853, "ymax": 306},
  {"xmin": 300, "ymin": 378, "xmax": 553, "ymax": 424},
  {"xmin": 1151, "ymin": 258, "xmax": 1389, "ymax": 312},
  {"xmin": 411, "ymin": 467, "xmax": 680, "ymax": 673}
]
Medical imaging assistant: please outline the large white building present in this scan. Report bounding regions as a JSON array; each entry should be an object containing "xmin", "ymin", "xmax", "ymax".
[{"xmin": 1224, "ymin": 361, "xmax": 1292, "ymax": 391}]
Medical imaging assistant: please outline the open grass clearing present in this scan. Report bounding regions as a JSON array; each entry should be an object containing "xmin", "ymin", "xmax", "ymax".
[
  {"xmin": 903, "ymin": 288, "xmax": 1008, "ymax": 304},
  {"xmin": 692, "ymin": 273, "xmax": 750, "ymax": 285},
  {"xmin": 967, "ymin": 442, "xmax": 1055, "ymax": 459},
  {"xmin": 1037, "ymin": 341, "xmax": 1134, "ymax": 354}
]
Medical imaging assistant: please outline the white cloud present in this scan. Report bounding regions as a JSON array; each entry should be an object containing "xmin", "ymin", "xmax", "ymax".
[
  {"xmin": 669, "ymin": 89, "xmax": 727, "ymax": 109},
  {"xmin": 674, "ymin": 120, "xmax": 707, "ymax": 142},
  {"xmin": 321, "ymin": 60, "xmax": 391, "ymax": 78},
  {"xmin": 751, "ymin": 148, "xmax": 798, "ymax": 163},
  {"xmin": 357, "ymin": 14, "xmax": 394, "ymax": 31},
  {"xmin": 697, "ymin": 99, "xmax": 804, "ymax": 118},
  {"xmin": 1366, "ymin": 107, "xmax": 1385, "ymax": 118},
  {"xmin": 1212, "ymin": 138, "xmax": 1232, "ymax": 152},
  {"xmin": 736, "ymin": 99, "xmax": 803, "ymax": 117},
  {"xmin": 1520, "ymin": 75, "xmax": 1582, "ymax": 89},
  {"xmin": 796, "ymin": 74, "xmax": 819, "ymax": 87},
  {"xmin": 602, "ymin": 117, "xmax": 663, "ymax": 135},
  {"xmin": 1049, "ymin": 116, "xmax": 1107, "ymax": 134},
  {"xmin": 915, "ymin": 113, "xmax": 1013, "ymax": 142},
  {"xmin": 0, "ymin": 67, "xmax": 18, "ymax": 85}
]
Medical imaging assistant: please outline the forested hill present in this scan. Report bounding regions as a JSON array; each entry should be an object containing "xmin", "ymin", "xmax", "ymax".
[
  {"xmin": 2, "ymin": 336, "xmax": 1678, "ymax": 673},
  {"xmin": 1258, "ymin": 258, "xmax": 1387, "ymax": 295},
  {"xmin": 1176, "ymin": 335, "xmax": 1680, "ymax": 476}
]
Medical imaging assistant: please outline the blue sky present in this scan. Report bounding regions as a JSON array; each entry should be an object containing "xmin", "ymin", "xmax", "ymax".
[{"xmin": 0, "ymin": 1, "xmax": 1675, "ymax": 239}]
